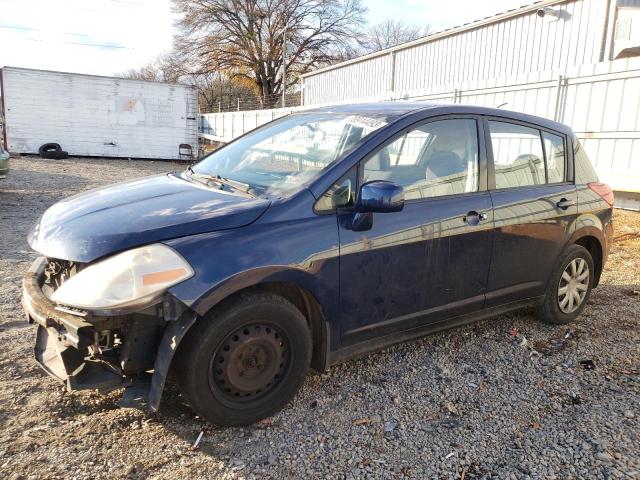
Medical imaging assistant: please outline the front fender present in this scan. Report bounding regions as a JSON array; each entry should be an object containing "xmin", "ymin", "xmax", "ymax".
[
  {"xmin": 163, "ymin": 213, "xmax": 342, "ymax": 350},
  {"xmin": 186, "ymin": 266, "xmax": 334, "ymax": 317}
]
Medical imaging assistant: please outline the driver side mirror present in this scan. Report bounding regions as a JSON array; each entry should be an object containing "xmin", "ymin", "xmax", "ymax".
[
  {"xmin": 349, "ymin": 180, "xmax": 404, "ymax": 231},
  {"xmin": 356, "ymin": 180, "xmax": 404, "ymax": 213}
]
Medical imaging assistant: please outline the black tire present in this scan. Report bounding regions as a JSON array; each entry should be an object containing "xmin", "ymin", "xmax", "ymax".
[
  {"xmin": 39, "ymin": 143, "xmax": 62, "ymax": 159},
  {"xmin": 175, "ymin": 292, "xmax": 312, "ymax": 426},
  {"xmin": 536, "ymin": 244, "xmax": 594, "ymax": 324}
]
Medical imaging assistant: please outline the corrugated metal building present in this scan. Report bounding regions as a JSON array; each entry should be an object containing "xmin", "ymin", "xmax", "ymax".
[
  {"xmin": 299, "ymin": 0, "xmax": 640, "ymax": 205},
  {"xmin": 301, "ymin": 0, "xmax": 640, "ymax": 105}
]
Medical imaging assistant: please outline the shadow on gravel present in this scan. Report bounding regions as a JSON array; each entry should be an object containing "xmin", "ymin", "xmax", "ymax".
[
  {"xmin": 0, "ymin": 191, "xmax": 70, "ymax": 217},
  {"xmin": 0, "ymin": 188, "xmax": 78, "ymax": 258},
  {"xmin": 1, "ymin": 167, "xmax": 90, "ymax": 192},
  {"xmin": 140, "ymin": 282, "xmax": 640, "ymax": 439},
  {"xmin": 49, "ymin": 389, "xmax": 124, "ymax": 419},
  {"xmin": 0, "ymin": 321, "xmax": 32, "ymax": 332}
]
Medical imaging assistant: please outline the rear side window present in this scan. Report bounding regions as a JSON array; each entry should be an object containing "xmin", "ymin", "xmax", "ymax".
[
  {"xmin": 574, "ymin": 140, "xmax": 599, "ymax": 184},
  {"xmin": 489, "ymin": 121, "xmax": 545, "ymax": 188},
  {"xmin": 542, "ymin": 132, "xmax": 566, "ymax": 183},
  {"xmin": 489, "ymin": 121, "xmax": 568, "ymax": 188}
]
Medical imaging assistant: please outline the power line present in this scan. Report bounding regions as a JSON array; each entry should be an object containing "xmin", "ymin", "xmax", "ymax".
[
  {"xmin": 0, "ymin": 24, "xmax": 132, "ymax": 49},
  {"xmin": 105, "ymin": 0, "xmax": 142, "ymax": 6},
  {"xmin": 1, "ymin": 24, "xmax": 111, "ymax": 38}
]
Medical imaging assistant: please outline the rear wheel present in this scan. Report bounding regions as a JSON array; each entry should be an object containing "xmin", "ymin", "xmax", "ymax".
[
  {"xmin": 536, "ymin": 244, "xmax": 594, "ymax": 324},
  {"xmin": 175, "ymin": 292, "xmax": 312, "ymax": 426}
]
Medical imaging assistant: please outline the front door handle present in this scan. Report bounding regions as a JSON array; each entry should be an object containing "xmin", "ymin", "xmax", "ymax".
[
  {"xmin": 463, "ymin": 210, "xmax": 488, "ymax": 226},
  {"xmin": 556, "ymin": 198, "xmax": 575, "ymax": 210}
]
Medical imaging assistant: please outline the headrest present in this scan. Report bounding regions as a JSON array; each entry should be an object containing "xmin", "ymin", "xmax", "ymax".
[{"xmin": 426, "ymin": 151, "xmax": 465, "ymax": 181}]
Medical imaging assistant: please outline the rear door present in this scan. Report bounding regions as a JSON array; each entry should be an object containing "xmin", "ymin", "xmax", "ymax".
[
  {"xmin": 484, "ymin": 118, "xmax": 577, "ymax": 306},
  {"xmin": 337, "ymin": 116, "xmax": 494, "ymax": 345}
]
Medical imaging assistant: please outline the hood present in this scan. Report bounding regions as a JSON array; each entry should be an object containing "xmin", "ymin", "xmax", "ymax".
[{"xmin": 28, "ymin": 173, "xmax": 271, "ymax": 262}]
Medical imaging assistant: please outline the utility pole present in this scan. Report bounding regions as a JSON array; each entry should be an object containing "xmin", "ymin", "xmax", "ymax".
[{"xmin": 281, "ymin": 23, "xmax": 288, "ymax": 108}]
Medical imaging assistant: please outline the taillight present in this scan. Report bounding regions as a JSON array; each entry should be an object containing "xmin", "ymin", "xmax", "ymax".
[{"xmin": 588, "ymin": 182, "xmax": 614, "ymax": 207}]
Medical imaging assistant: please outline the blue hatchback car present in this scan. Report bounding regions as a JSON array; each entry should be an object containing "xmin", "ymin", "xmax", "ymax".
[{"xmin": 23, "ymin": 103, "xmax": 614, "ymax": 426}]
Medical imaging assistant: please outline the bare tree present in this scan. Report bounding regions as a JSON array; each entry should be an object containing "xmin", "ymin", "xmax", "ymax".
[
  {"xmin": 362, "ymin": 19, "xmax": 430, "ymax": 53},
  {"xmin": 173, "ymin": 0, "xmax": 367, "ymax": 107},
  {"xmin": 120, "ymin": 58, "xmax": 262, "ymax": 112},
  {"xmin": 119, "ymin": 54, "xmax": 184, "ymax": 83},
  {"xmin": 192, "ymin": 71, "xmax": 262, "ymax": 111}
]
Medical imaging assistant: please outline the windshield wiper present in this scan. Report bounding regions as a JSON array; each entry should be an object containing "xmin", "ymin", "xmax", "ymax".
[
  {"xmin": 216, "ymin": 175, "xmax": 253, "ymax": 193},
  {"xmin": 186, "ymin": 167, "xmax": 258, "ymax": 198}
]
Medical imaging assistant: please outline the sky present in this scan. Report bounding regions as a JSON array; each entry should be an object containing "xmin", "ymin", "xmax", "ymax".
[{"xmin": 0, "ymin": 0, "xmax": 529, "ymax": 77}]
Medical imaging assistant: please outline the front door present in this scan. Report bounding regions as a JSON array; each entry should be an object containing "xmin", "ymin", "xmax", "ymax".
[{"xmin": 338, "ymin": 117, "xmax": 494, "ymax": 346}]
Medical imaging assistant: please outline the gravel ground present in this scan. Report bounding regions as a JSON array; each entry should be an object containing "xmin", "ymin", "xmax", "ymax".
[{"xmin": 1, "ymin": 155, "xmax": 638, "ymax": 480}]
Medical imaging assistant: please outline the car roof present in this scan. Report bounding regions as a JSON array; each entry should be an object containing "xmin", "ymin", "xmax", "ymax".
[{"xmin": 304, "ymin": 102, "xmax": 573, "ymax": 136}]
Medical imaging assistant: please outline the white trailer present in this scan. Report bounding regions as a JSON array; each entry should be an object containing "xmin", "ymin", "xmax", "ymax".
[{"xmin": 0, "ymin": 67, "xmax": 198, "ymax": 160}]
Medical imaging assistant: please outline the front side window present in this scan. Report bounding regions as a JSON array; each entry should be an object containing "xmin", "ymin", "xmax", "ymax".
[
  {"xmin": 489, "ymin": 121, "xmax": 545, "ymax": 189},
  {"xmin": 192, "ymin": 113, "xmax": 389, "ymax": 197},
  {"xmin": 315, "ymin": 167, "xmax": 357, "ymax": 213},
  {"xmin": 362, "ymin": 119, "xmax": 479, "ymax": 200}
]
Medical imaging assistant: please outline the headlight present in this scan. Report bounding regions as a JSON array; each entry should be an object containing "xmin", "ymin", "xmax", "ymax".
[{"xmin": 51, "ymin": 244, "xmax": 194, "ymax": 310}]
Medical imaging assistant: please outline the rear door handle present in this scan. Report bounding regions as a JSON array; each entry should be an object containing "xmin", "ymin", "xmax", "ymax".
[
  {"xmin": 463, "ymin": 210, "xmax": 488, "ymax": 226},
  {"xmin": 556, "ymin": 198, "xmax": 575, "ymax": 210}
]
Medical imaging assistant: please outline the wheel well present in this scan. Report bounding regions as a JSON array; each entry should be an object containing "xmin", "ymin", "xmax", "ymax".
[
  {"xmin": 203, "ymin": 283, "xmax": 329, "ymax": 372},
  {"xmin": 574, "ymin": 236, "xmax": 603, "ymax": 286}
]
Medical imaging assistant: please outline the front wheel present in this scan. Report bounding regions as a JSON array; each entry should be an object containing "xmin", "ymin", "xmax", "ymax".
[
  {"xmin": 175, "ymin": 292, "xmax": 312, "ymax": 426},
  {"xmin": 536, "ymin": 244, "xmax": 594, "ymax": 324}
]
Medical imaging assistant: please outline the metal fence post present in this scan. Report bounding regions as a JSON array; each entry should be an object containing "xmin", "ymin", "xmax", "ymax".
[
  {"xmin": 389, "ymin": 52, "xmax": 396, "ymax": 97},
  {"xmin": 553, "ymin": 75, "xmax": 568, "ymax": 122}
]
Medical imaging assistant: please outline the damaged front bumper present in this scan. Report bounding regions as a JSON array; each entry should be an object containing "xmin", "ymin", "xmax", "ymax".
[{"xmin": 22, "ymin": 257, "xmax": 197, "ymax": 410}]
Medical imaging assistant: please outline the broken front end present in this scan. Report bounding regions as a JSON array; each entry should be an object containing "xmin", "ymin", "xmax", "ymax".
[{"xmin": 22, "ymin": 247, "xmax": 197, "ymax": 409}]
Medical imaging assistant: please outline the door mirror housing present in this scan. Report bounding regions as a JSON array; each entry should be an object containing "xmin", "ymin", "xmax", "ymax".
[
  {"xmin": 346, "ymin": 180, "xmax": 404, "ymax": 231},
  {"xmin": 356, "ymin": 180, "xmax": 404, "ymax": 213}
]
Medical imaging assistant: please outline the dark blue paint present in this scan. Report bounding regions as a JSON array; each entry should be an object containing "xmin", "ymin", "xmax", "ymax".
[
  {"xmin": 338, "ymin": 191, "xmax": 494, "ymax": 344},
  {"xmin": 485, "ymin": 183, "xmax": 579, "ymax": 306},
  {"xmin": 165, "ymin": 189, "xmax": 343, "ymax": 348},
  {"xmin": 356, "ymin": 180, "xmax": 405, "ymax": 213},
  {"xmin": 28, "ymin": 173, "xmax": 270, "ymax": 262},
  {"xmin": 27, "ymin": 102, "xmax": 613, "ymax": 360}
]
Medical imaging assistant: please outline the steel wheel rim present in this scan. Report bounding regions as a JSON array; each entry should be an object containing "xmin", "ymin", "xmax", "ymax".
[
  {"xmin": 557, "ymin": 257, "xmax": 590, "ymax": 313},
  {"xmin": 210, "ymin": 324, "xmax": 288, "ymax": 402}
]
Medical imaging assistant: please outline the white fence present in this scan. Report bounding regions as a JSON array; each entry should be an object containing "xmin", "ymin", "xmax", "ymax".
[
  {"xmin": 200, "ymin": 57, "xmax": 640, "ymax": 197},
  {"xmin": 200, "ymin": 106, "xmax": 304, "ymax": 143}
]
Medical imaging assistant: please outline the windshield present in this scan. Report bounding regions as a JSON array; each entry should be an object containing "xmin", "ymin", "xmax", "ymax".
[{"xmin": 191, "ymin": 112, "xmax": 389, "ymax": 197}]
